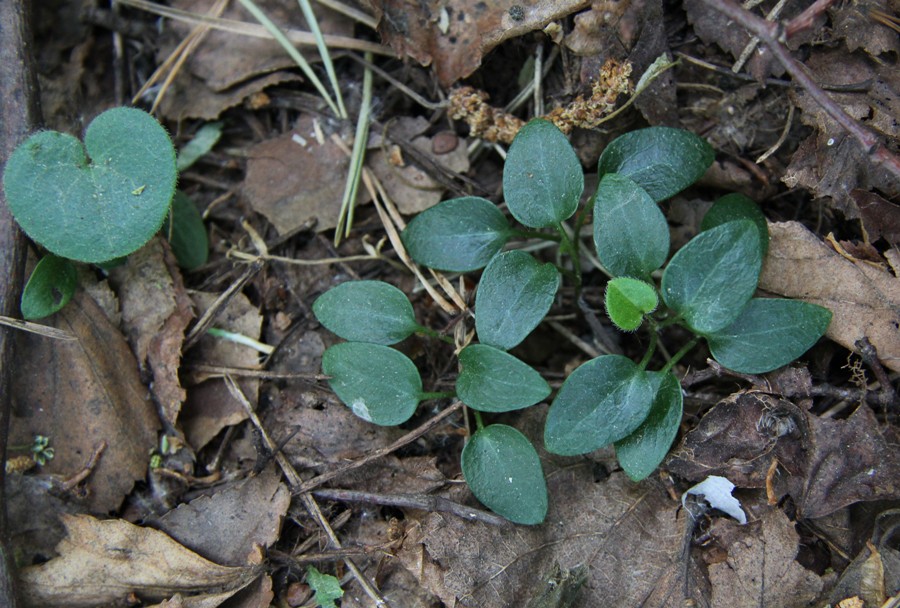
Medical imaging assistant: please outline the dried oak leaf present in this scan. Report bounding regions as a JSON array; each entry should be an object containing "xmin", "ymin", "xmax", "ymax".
[
  {"xmin": 759, "ymin": 221, "xmax": 900, "ymax": 373},
  {"xmin": 830, "ymin": 0, "xmax": 900, "ymax": 58},
  {"xmin": 20, "ymin": 514, "xmax": 260, "ymax": 607},
  {"xmin": 371, "ymin": 0, "xmax": 589, "ymax": 86},
  {"xmin": 9, "ymin": 290, "xmax": 160, "ymax": 513},
  {"xmin": 708, "ymin": 507, "xmax": 823, "ymax": 607},
  {"xmin": 851, "ymin": 189, "xmax": 900, "ymax": 246}
]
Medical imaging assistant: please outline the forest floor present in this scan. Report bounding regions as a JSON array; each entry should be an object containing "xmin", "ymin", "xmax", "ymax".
[{"xmin": 5, "ymin": 0, "xmax": 900, "ymax": 607}]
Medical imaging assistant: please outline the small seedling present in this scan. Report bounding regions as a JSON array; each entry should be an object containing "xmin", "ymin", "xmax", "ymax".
[
  {"xmin": 313, "ymin": 119, "xmax": 831, "ymax": 524},
  {"xmin": 306, "ymin": 565, "xmax": 343, "ymax": 608},
  {"xmin": 2, "ymin": 108, "xmax": 213, "ymax": 319}
]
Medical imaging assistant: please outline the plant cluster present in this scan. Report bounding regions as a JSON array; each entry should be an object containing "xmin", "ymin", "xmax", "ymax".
[
  {"xmin": 2, "ymin": 107, "xmax": 213, "ymax": 320},
  {"xmin": 314, "ymin": 119, "xmax": 832, "ymax": 525}
]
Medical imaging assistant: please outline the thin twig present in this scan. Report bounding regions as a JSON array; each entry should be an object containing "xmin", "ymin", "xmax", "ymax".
[
  {"xmin": 293, "ymin": 401, "xmax": 464, "ymax": 495},
  {"xmin": 700, "ymin": 0, "xmax": 900, "ymax": 180},
  {"xmin": 313, "ymin": 488, "xmax": 509, "ymax": 526}
]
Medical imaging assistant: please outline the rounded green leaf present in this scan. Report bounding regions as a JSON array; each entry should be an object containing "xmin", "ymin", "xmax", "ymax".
[
  {"xmin": 706, "ymin": 298, "xmax": 832, "ymax": 373},
  {"xmin": 461, "ymin": 424, "xmax": 548, "ymax": 525},
  {"xmin": 3, "ymin": 107, "xmax": 177, "ymax": 263},
  {"xmin": 544, "ymin": 355, "xmax": 654, "ymax": 456},
  {"xmin": 401, "ymin": 197, "xmax": 512, "ymax": 271},
  {"xmin": 322, "ymin": 342, "xmax": 422, "ymax": 425},
  {"xmin": 605, "ymin": 277, "xmax": 659, "ymax": 331},
  {"xmin": 701, "ymin": 193, "xmax": 769, "ymax": 257},
  {"xmin": 593, "ymin": 173, "xmax": 669, "ymax": 278},
  {"xmin": 475, "ymin": 250, "xmax": 559, "ymax": 350},
  {"xmin": 597, "ymin": 127, "xmax": 714, "ymax": 202},
  {"xmin": 502, "ymin": 119, "xmax": 584, "ymax": 228},
  {"xmin": 615, "ymin": 371, "xmax": 683, "ymax": 482},
  {"xmin": 20, "ymin": 255, "xmax": 78, "ymax": 320},
  {"xmin": 314, "ymin": 281, "xmax": 418, "ymax": 345},
  {"xmin": 163, "ymin": 190, "xmax": 209, "ymax": 270},
  {"xmin": 661, "ymin": 220, "xmax": 762, "ymax": 334},
  {"xmin": 456, "ymin": 344, "xmax": 551, "ymax": 412}
]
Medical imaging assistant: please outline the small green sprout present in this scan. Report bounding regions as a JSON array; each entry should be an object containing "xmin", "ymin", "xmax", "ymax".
[{"xmin": 313, "ymin": 119, "xmax": 832, "ymax": 524}]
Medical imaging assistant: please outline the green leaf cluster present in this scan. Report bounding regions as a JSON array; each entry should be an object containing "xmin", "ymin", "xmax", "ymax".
[{"xmin": 314, "ymin": 120, "xmax": 832, "ymax": 525}]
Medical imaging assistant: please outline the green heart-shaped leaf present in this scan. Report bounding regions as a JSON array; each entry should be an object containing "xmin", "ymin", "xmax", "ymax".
[
  {"xmin": 598, "ymin": 127, "xmax": 713, "ymax": 202},
  {"xmin": 605, "ymin": 277, "xmax": 659, "ymax": 331},
  {"xmin": 20, "ymin": 255, "xmax": 78, "ymax": 320},
  {"xmin": 314, "ymin": 280, "xmax": 419, "ymax": 345},
  {"xmin": 475, "ymin": 250, "xmax": 559, "ymax": 350},
  {"xmin": 706, "ymin": 298, "xmax": 832, "ymax": 373},
  {"xmin": 661, "ymin": 220, "xmax": 762, "ymax": 334},
  {"xmin": 615, "ymin": 371, "xmax": 683, "ymax": 481},
  {"xmin": 456, "ymin": 344, "xmax": 551, "ymax": 412},
  {"xmin": 401, "ymin": 197, "xmax": 512, "ymax": 271},
  {"xmin": 503, "ymin": 119, "xmax": 584, "ymax": 228},
  {"xmin": 544, "ymin": 355, "xmax": 653, "ymax": 456},
  {"xmin": 593, "ymin": 173, "xmax": 670, "ymax": 279},
  {"xmin": 322, "ymin": 342, "xmax": 422, "ymax": 425},
  {"xmin": 3, "ymin": 107, "xmax": 177, "ymax": 263},
  {"xmin": 462, "ymin": 424, "xmax": 548, "ymax": 524},
  {"xmin": 701, "ymin": 193, "xmax": 769, "ymax": 257}
]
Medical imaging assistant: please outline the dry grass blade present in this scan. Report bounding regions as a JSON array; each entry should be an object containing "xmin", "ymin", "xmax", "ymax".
[{"xmin": 869, "ymin": 8, "xmax": 900, "ymax": 33}]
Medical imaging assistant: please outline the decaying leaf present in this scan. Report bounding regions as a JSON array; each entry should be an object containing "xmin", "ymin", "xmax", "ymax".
[
  {"xmin": 108, "ymin": 238, "xmax": 194, "ymax": 425},
  {"xmin": 152, "ymin": 464, "xmax": 291, "ymax": 566},
  {"xmin": 371, "ymin": 0, "xmax": 589, "ymax": 86},
  {"xmin": 666, "ymin": 392, "xmax": 900, "ymax": 519},
  {"xmin": 20, "ymin": 514, "xmax": 260, "ymax": 607},
  {"xmin": 181, "ymin": 291, "xmax": 263, "ymax": 449},
  {"xmin": 707, "ymin": 508, "xmax": 823, "ymax": 607},
  {"xmin": 243, "ymin": 115, "xmax": 366, "ymax": 234},
  {"xmin": 759, "ymin": 221, "xmax": 900, "ymax": 373},
  {"xmin": 10, "ymin": 290, "xmax": 160, "ymax": 513}
]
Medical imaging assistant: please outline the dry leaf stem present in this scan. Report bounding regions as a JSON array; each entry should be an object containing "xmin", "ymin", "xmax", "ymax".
[{"xmin": 701, "ymin": 0, "xmax": 900, "ymax": 180}]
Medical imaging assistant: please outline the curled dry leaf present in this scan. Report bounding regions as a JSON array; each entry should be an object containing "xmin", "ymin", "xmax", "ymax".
[
  {"xmin": 759, "ymin": 221, "xmax": 900, "ymax": 373},
  {"xmin": 20, "ymin": 514, "xmax": 260, "ymax": 607},
  {"xmin": 9, "ymin": 290, "xmax": 160, "ymax": 513},
  {"xmin": 371, "ymin": 0, "xmax": 589, "ymax": 86}
]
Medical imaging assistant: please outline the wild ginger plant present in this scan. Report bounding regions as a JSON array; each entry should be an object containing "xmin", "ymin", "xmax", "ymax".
[{"xmin": 312, "ymin": 119, "xmax": 832, "ymax": 524}]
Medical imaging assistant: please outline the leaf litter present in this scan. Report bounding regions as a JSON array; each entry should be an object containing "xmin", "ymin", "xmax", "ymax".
[{"xmin": 10, "ymin": 0, "xmax": 900, "ymax": 606}]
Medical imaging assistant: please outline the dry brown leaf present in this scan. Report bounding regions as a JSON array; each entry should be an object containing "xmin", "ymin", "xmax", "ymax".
[
  {"xmin": 759, "ymin": 221, "xmax": 900, "ymax": 372},
  {"xmin": 830, "ymin": 0, "xmax": 900, "ymax": 58},
  {"xmin": 159, "ymin": 71, "xmax": 303, "ymax": 121},
  {"xmin": 108, "ymin": 238, "xmax": 194, "ymax": 425},
  {"xmin": 242, "ymin": 114, "xmax": 367, "ymax": 234},
  {"xmin": 851, "ymin": 189, "xmax": 900, "ymax": 246},
  {"xmin": 367, "ymin": 116, "xmax": 469, "ymax": 214},
  {"xmin": 20, "ymin": 514, "xmax": 260, "ymax": 607},
  {"xmin": 666, "ymin": 393, "xmax": 900, "ymax": 519},
  {"xmin": 152, "ymin": 464, "xmax": 290, "ymax": 567},
  {"xmin": 708, "ymin": 508, "xmax": 823, "ymax": 607},
  {"xmin": 372, "ymin": 0, "xmax": 589, "ymax": 86},
  {"xmin": 181, "ymin": 291, "xmax": 263, "ymax": 449},
  {"xmin": 9, "ymin": 290, "xmax": 160, "ymax": 513}
]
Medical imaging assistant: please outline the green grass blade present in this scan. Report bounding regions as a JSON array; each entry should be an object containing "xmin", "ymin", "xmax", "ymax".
[{"xmin": 296, "ymin": 0, "xmax": 347, "ymax": 118}]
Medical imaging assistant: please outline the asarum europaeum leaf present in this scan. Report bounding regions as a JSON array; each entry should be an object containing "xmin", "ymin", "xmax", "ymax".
[
  {"xmin": 605, "ymin": 277, "xmax": 659, "ymax": 332},
  {"xmin": 701, "ymin": 193, "xmax": 769, "ymax": 257},
  {"xmin": 20, "ymin": 254, "xmax": 78, "ymax": 320},
  {"xmin": 544, "ymin": 355, "xmax": 654, "ymax": 456},
  {"xmin": 593, "ymin": 173, "xmax": 669, "ymax": 279},
  {"xmin": 661, "ymin": 220, "xmax": 762, "ymax": 334},
  {"xmin": 401, "ymin": 196, "xmax": 512, "ymax": 272},
  {"xmin": 503, "ymin": 119, "xmax": 584, "ymax": 228},
  {"xmin": 461, "ymin": 424, "xmax": 548, "ymax": 524},
  {"xmin": 615, "ymin": 371, "xmax": 683, "ymax": 481},
  {"xmin": 322, "ymin": 342, "xmax": 422, "ymax": 426},
  {"xmin": 313, "ymin": 280, "xmax": 419, "ymax": 345},
  {"xmin": 456, "ymin": 344, "xmax": 551, "ymax": 412},
  {"xmin": 706, "ymin": 298, "xmax": 832, "ymax": 373},
  {"xmin": 597, "ymin": 126, "xmax": 714, "ymax": 202},
  {"xmin": 3, "ymin": 107, "xmax": 177, "ymax": 263},
  {"xmin": 475, "ymin": 250, "xmax": 559, "ymax": 350}
]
